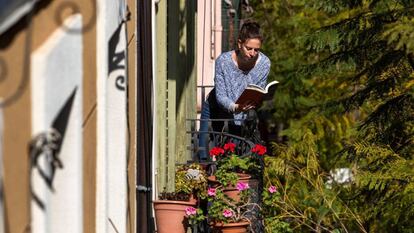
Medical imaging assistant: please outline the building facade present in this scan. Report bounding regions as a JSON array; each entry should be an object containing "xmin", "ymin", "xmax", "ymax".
[{"xmin": 0, "ymin": 0, "xmax": 243, "ymax": 232}]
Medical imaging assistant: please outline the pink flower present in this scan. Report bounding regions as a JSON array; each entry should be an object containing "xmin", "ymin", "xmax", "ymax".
[
  {"xmin": 185, "ymin": 207, "xmax": 197, "ymax": 216},
  {"xmin": 222, "ymin": 209, "xmax": 233, "ymax": 218},
  {"xmin": 236, "ymin": 182, "xmax": 249, "ymax": 191},
  {"xmin": 223, "ymin": 142, "xmax": 236, "ymax": 152},
  {"xmin": 268, "ymin": 185, "xmax": 277, "ymax": 194},
  {"xmin": 209, "ymin": 147, "xmax": 225, "ymax": 157},
  {"xmin": 207, "ymin": 187, "xmax": 216, "ymax": 197},
  {"xmin": 251, "ymin": 144, "xmax": 267, "ymax": 155}
]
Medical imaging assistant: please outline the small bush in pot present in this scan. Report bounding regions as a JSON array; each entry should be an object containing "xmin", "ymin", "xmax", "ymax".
[
  {"xmin": 154, "ymin": 163, "xmax": 208, "ymax": 233},
  {"xmin": 175, "ymin": 163, "xmax": 208, "ymax": 200},
  {"xmin": 209, "ymin": 142, "xmax": 266, "ymax": 187}
]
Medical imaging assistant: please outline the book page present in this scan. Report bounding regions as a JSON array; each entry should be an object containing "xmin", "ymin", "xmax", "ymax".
[
  {"xmin": 265, "ymin": 80, "xmax": 279, "ymax": 93},
  {"xmin": 245, "ymin": 84, "xmax": 266, "ymax": 93},
  {"xmin": 246, "ymin": 80, "xmax": 279, "ymax": 94}
]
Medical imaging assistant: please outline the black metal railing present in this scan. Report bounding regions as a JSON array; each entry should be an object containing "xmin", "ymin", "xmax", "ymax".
[{"xmin": 186, "ymin": 118, "xmax": 255, "ymax": 161}]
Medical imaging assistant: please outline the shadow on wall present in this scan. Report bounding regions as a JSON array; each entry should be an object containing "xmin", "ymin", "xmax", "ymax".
[{"xmin": 168, "ymin": 0, "xmax": 196, "ymax": 113}]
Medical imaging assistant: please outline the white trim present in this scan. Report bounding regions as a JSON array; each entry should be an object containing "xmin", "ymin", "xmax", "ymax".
[
  {"xmin": 96, "ymin": 1, "xmax": 129, "ymax": 232},
  {"xmin": 96, "ymin": 0, "xmax": 108, "ymax": 231}
]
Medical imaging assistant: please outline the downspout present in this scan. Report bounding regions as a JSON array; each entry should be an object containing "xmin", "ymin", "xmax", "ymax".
[{"xmin": 151, "ymin": 0, "xmax": 158, "ymax": 216}]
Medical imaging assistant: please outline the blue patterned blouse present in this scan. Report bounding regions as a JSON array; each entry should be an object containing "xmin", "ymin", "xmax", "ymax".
[{"xmin": 214, "ymin": 50, "xmax": 271, "ymax": 124}]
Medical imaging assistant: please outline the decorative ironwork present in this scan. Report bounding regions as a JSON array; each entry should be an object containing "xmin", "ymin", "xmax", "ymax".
[
  {"xmin": 0, "ymin": 8, "xmax": 32, "ymax": 108},
  {"xmin": 54, "ymin": 0, "xmax": 97, "ymax": 34}
]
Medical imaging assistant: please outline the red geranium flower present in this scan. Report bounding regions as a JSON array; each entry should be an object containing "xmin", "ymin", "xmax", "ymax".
[
  {"xmin": 251, "ymin": 144, "xmax": 267, "ymax": 155},
  {"xmin": 209, "ymin": 147, "xmax": 224, "ymax": 157},
  {"xmin": 223, "ymin": 142, "xmax": 236, "ymax": 152}
]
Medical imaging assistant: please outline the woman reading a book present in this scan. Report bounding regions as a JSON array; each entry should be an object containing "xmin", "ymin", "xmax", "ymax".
[{"xmin": 198, "ymin": 21, "xmax": 271, "ymax": 160}]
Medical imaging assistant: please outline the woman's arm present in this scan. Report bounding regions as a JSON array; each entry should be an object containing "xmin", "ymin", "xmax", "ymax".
[{"xmin": 214, "ymin": 59, "xmax": 236, "ymax": 112}]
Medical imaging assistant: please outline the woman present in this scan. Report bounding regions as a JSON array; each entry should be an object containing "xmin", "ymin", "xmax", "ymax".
[{"xmin": 198, "ymin": 21, "xmax": 271, "ymax": 159}]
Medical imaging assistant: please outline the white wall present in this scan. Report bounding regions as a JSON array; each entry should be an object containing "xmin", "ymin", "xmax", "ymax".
[
  {"xmin": 30, "ymin": 14, "xmax": 83, "ymax": 233},
  {"xmin": 96, "ymin": 0, "xmax": 129, "ymax": 232}
]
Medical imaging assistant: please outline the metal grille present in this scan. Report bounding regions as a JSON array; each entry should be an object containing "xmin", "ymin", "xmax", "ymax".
[{"xmin": 222, "ymin": 0, "xmax": 242, "ymax": 51}]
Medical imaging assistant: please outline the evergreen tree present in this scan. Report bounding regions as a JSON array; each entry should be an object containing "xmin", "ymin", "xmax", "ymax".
[{"xmin": 250, "ymin": 0, "xmax": 414, "ymax": 232}]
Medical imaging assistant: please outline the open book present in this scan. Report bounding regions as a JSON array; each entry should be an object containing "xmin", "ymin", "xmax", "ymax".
[{"xmin": 235, "ymin": 80, "xmax": 279, "ymax": 107}]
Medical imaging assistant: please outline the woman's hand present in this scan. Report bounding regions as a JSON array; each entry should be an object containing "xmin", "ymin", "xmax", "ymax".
[{"xmin": 234, "ymin": 101, "xmax": 256, "ymax": 112}]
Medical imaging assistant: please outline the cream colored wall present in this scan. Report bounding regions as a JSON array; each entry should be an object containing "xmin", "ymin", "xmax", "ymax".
[{"xmin": 196, "ymin": 0, "xmax": 222, "ymax": 112}]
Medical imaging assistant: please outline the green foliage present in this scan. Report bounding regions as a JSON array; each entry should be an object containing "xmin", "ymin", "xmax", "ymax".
[
  {"xmin": 215, "ymin": 154, "xmax": 259, "ymax": 186},
  {"xmin": 215, "ymin": 168, "xmax": 239, "ymax": 187},
  {"xmin": 249, "ymin": 0, "xmax": 414, "ymax": 232},
  {"xmin": 262, "ymin": 154, "xmax": 366, "ymax": 232},
  {"xmin": 207, "ymin": 144, "xmax": 264, "ymax": 225},
  {"xmin": 186, "ymin": 208, "xmax": 206, "ymax": 226},
  {"xmin": 175, "ymin": 163, "xmax": 208, "ymax": 199},
  {"xmin": 212, "ymin": 143, "xmax": 263, "ymax": 186},
  {"xmin": 264, "ymin": 217, "xmax": 293, "ymax": 233},
  {"xmin": 206, "ymin": 188, "xmax": 234, "ymax": 223},
  {"xmin": 207, "ymin": 184, "xmax": 258, "ymax": 224}
]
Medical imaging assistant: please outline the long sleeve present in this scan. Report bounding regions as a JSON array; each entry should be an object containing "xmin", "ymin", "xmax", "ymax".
[
  {"xmin": 212, "ymin": 51, "xmax": 271, "ymax": 118},
  {"xmin": 214, "ymin": 56, "xmax": 236, "ymax": 112}
]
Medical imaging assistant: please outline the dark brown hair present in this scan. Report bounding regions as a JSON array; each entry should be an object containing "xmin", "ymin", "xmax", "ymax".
[{"xmin": 237, "ymin": 21, "xmax": 263, "ymax": 43}]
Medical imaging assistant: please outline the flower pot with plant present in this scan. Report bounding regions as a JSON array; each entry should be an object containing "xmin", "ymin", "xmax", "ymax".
[
  {"xmin": 208, "ymin": 143, "xmax": 267, "ymax": 201},
  {"xmin": 206, "ymin": 181, "xmax": 260, "ymax": 233},
  {"xmin": 153, "ymin": 163, "xmax": 208, "ymax": 233}
]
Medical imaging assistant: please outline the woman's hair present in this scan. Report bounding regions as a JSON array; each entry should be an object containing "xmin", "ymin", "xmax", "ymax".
[{"xmin": 237, "ymin": 21, "xmax": 263, "ymax": 43}]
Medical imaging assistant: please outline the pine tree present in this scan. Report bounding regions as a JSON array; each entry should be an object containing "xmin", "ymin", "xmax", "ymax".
[{"xmin": 250, "ymin": 0, "xmax": 414, "ymax": 232}]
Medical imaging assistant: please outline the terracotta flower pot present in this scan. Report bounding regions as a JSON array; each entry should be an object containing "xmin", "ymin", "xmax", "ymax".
[
  {"xmin": 211, "ymin": 221, "xmax": 250, "ymax": 233},
  {"xmin": 153, "ymin": 200, "xmax": 196, "ymax": 233},
  {"xmin": 208, "ymin": 174, "xmax": 253, "ymax": 202},
  {"xmin": 188, "ymin": 193, "xmax": 198, "ymax": 204},
  {"xmin": 207, "ymin": 173, "xmax": 251, "ymax": 185}
]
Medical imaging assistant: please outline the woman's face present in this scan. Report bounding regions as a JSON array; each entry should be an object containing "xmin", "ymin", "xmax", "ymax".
[{"xmin": 238, "ymin": 38, "xmax": 261, "ymax": 60}]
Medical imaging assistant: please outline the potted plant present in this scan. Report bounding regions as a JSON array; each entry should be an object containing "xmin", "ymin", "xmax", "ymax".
[
  {"xmin": 153, "ymin": 163, "xmax": 208, "ymax": 233},
  {"xmin": 175, "ymin": 163, "xmax": 208, "ymax": 201},
  {"xmin": 185, "ymin": 206, "xmax": 206, "ymax": 232},
  {"xmin": 206, "ymin": 181, "xmax": 261, "ymax": 233},
  {"xmin": 208, "ymin": 143, "xmax": 267, "ymax": 201}
]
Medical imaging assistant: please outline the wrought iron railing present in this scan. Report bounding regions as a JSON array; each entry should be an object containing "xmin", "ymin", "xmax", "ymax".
[
  {"xmin": 186, "ymin": 119, "xmax": 256, "ymax": 161},
  {"xmin": 197, "ymin": 85, "xmax": 214, "ymax": 108}
]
